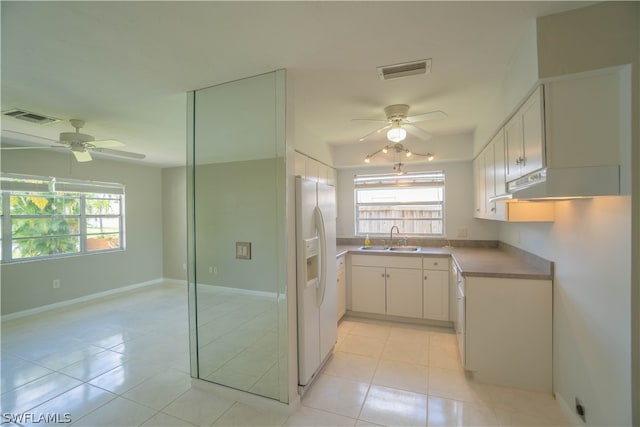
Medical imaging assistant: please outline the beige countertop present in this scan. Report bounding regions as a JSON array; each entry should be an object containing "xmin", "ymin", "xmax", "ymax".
[{"xmin": 336, "ymin": 244, "xmax": 552, "ymax": 280}]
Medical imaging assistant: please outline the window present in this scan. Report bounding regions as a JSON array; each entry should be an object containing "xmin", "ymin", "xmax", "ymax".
[
  {"xmin": 354, "ymin": 171, "xmax": 444, "ymax": 236},
  {"xmin": 1, "ymin": 173, "xmax": 125, "ymax": 263}
]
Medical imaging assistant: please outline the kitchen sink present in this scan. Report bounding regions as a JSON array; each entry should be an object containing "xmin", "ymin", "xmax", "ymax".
[
  {"xmin": 359, "ymin": 246, "xmax": 389, "ymax": 250},
  {"xmin": 388, "ymin": 246, "xmax": 421, "ymax": 252}
]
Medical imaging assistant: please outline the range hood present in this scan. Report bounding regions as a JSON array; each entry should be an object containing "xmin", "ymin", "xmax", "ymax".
[{"xmin": 506, "ymin": 166, "xmax": 620, "ymax": 201}]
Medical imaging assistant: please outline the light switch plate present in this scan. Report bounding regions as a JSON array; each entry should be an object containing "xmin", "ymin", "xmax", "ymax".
[{"xmin": 236, "ymin": 242, "xmax": 251, "ymax": 260}]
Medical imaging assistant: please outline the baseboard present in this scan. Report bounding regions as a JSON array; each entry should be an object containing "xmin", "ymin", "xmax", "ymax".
[
  {"xmin": 556, "ymin": 392, "xmax": 582, "ymax": 426},
  {"xmin": 346, "ymin": 310, "xmax": 454, "ymax": 330},
  {"xmin": 197, "ymin": 283, "xmax": 278, "ymax": 300},
  {"xmin": 1, "ymin": 278, "xmax": 166, "ymax": 322},
  {"xmin": 163, "ymin": 278, "xmax": 188, "ymax": 287}
]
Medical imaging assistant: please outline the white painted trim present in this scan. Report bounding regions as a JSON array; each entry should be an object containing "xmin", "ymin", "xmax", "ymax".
[
  {"xmin": 163, "ymin": 278, "xmax": 188, "ymax": 287},
  {"xmin": 1, "ymin": 278, "xmax": 165, "ymax": 321},
  {"xmin": 196, "ymin": 283, "xmax": 278, "ymax": 300},
  {"xmin": 556, "ymin": 392, "xmax": 582, "ymax": 426}
]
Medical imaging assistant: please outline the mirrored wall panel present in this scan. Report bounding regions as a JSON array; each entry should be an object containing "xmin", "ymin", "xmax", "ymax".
[{"xmin": 187, "ymin": 70, "xmax": 287, "ymax": 402}]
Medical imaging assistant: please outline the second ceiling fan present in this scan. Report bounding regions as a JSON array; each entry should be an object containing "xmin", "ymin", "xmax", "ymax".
[{"xmin": 1, "ymin": 119, "xmax": 146, "ymax": 162}]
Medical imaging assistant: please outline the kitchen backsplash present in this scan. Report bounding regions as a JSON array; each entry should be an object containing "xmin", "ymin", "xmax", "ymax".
[{"xmin": 336, "ymin": 237, "xmax": 499, "ymax": 249}]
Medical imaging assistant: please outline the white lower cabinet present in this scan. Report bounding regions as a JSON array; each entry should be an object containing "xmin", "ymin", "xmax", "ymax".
[
  {"xmin": 465, "ymin": 276, "xmax": 552, "ymax": 392},
  {"xmin": 386, "ymin": 268, "xmax": 423, "ymax": 318},
  {"xmin": 351, "ymin": 265, "xmax": 386, "ymax": 314},
  {"xmin": 350, "ymin": 254, "xmax": 450, "ymax": 321},
  {"xmin": 423, "ymin": 269, "xmax": 449, "ymax": 321},
  {"xmin": 336, "ymin": 255, "xmax": 346, "ymax": 321}
]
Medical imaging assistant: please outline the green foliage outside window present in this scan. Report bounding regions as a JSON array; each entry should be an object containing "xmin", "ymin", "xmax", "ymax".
[
  {"xmin": 10, "ymin": 195, "xmax": 81, "ymax": 258},
  {"xmin": 1, "ymin": 173, "xmax": 125, "ymax": 262}
]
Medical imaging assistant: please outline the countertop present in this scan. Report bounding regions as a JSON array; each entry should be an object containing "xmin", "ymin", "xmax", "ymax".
[{"xmin": 336, "ymin": 244, "xmax": 553, "ymax": 280}]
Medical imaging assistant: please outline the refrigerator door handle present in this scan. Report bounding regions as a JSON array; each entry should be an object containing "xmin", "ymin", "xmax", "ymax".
[{"xmin": 314, "ymin": 205, "xmax": 327, "ymax": 306}]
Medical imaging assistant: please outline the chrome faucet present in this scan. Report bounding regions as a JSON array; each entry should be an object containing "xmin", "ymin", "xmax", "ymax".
[{"xmin": 389, "ymin": 225, "xmax": 400, "ymax": 248}]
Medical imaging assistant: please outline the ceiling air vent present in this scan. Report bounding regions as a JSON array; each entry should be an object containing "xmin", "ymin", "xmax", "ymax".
[
  {"xmin": 2, "ymin": 108, "xmax": 60, "ymax": 125},
  {"xmin": 377, "ymin": 59, "xmax": 432, "ymax": 81}
]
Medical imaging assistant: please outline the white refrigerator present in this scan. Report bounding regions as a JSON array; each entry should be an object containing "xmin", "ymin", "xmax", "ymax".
[{"xmin": 295, "ymin": 176, "xmax": 337, "ymax": 393}]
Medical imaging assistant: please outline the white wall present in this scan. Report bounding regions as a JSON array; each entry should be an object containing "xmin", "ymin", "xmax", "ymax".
[
  {"xmin": 336, "ymin": 161, "xmax": 498, "ymax": 241},
  {"xmin": 1, "ymin": 149, "xmax": 163, "ymax": 315},
  {"xmin": 192, "ymin": 158, "xmax": 282, "ymax": 293},
  {"xmin": 499, "ymin": 197, "xmax": 631, "ymax": 425},
  {"xmin": 498, "ymin": 3, "xmax": 638, "ymax": 424},
  {"xmin": 473, "ymin": 20, "xmax": 539, "ymax": 157},
  {"xmin": 162, "ymin": 166, "xmax": 187, "ymax": 281}
]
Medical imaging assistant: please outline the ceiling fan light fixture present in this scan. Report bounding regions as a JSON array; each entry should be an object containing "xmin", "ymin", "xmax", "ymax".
[
  {"xmin": 386, "ymin": 126, "xmax": 406, "ymax": 143},
  {"xmin": 364, "ymin": 142, "xmax": 435, "ymax": 170}
]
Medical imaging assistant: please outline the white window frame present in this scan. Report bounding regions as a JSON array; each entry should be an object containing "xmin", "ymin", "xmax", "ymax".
[
  {"xmin": 354, "ymin": 171, "xmax": 445, "ymax": 237},
  {"xmin": 0, "ymin": 173, "xmax": 125, "ymax": 263}
]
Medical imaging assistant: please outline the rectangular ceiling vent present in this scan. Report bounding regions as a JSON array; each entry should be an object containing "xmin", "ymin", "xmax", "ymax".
[
  {"xmin": 2, "ymin": 108, "xmax": 60, "ymax": 125},
  {"xmin": 377, "ymin": 59, "xmax": 432, "ymax": 81}
]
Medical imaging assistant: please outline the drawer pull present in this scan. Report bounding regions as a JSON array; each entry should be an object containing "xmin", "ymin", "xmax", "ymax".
[{"xmin": 424, "ymin": 276, "xmax": 428, "ymax": 280}]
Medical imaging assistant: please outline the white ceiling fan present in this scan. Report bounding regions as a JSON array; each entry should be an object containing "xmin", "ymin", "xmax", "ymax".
[
  {"xmin": 1, "ymin": 119, "xmax": 146, "ymax": 162},
  {"xmin": 353, "ymin": 104, "xmax": 447, "ymax": 142}
]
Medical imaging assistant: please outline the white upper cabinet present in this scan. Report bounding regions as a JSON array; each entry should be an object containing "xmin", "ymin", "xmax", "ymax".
[
  {"xmin": 544, "ymin": 69, "xmax": 625, "ymax": 170},
  {"xmin": 294, "ymin": 151, "xmax": 337, "ymax": 187},
  {"xmin": 473, "ymin": 155, "xmax": 485, "ymax": 217},
  {"xmin": 474, "ymin": 131, "xmax": 506, "ymax": 220},
  {"xmin": 493, "ymin": 129, "xmax": 507, "ymax": 197},
  {"xmin": 505, "ymin": 86, "xmax": 544, "ymax": 182}
]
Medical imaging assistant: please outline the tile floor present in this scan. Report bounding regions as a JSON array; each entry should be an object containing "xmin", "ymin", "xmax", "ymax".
[{"xmin": 1, "ymin": 281, "xmax": 569, "ymax": 426}]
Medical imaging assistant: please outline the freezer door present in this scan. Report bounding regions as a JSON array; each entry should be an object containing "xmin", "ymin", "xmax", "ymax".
[
  {"xmin": 317, "ymin": 183, "xmax": 337, "ymax": 362},
  {"xmin": 296, "ymin": 177, "xmax": 321, "ymax": 386}
]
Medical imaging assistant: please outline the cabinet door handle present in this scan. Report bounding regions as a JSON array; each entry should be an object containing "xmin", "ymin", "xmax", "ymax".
[
  {"xmin": 381, "ymin": 273, "xmax": 385, "ymax": 278},
  {"xmin": 434, "ymin": 262, "xmax": 439, "ymax": 266},
  {"xmin": 424, "ymin": 276, "xmax": 428, "ymax": 280},
  {"xmin": 386, "ymin": 274, "xmax": 390, "ymax": 278}
]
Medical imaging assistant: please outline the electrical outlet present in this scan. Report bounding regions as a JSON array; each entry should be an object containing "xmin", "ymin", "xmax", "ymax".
[
  {"xmin": 52, "ymin": 279, "xmax": 60, "ymax": 289},
  {"xmin": 213, "ymin": 266, "xmax": 218, "ymax": 275},
  {"xmin": 208, "ymin": 267, "xmax": 213, "ymax": 274},
  {"xmin": 575, "ymin": 397, "xmax": 586, "ymax": 423},
  {"xmin": 182, "ymin": 263, "xmax": 186, "ymax": 271}
]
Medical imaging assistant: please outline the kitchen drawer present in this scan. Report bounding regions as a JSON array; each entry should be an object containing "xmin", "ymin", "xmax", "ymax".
[
  {"xmin": 423, "ymin": 257, "xmax": 448, "ymax": 271},
  {"xmin": 351, "ymin": 254, "xmax": 422, "ymax": 269}
]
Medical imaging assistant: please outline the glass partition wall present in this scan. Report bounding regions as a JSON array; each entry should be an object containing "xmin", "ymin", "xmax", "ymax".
[{"xmin": 187, "ymin": 70, "xmax": 288, "ymax": 402}]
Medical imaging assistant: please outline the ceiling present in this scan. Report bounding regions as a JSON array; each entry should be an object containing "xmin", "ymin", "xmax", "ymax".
[{"xmin": 1, "ymin": 1, "xmax": 592, "ymax": 168}]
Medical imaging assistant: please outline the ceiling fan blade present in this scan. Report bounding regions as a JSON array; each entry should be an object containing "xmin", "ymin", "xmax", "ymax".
[
  {"xmin": 405, "ymin": 110, "xmax": 447, "ymax": 123},
  {"xmin": 72, "ymin": 150, "xmax": 93, "ymax": 162},
  {"xmin": 0, "ymin": 145, "xmax": 66, "ymax": 150},
  {"xmin": 91, "ymin": 139, "xmax": 125, "ymax": 148},
  {"xmin": 405, "ymin": 124, "xmax": 431, "ymax": 141},
  {"xmin": 351, "ymin": 118, "xmax": 388, "ymax": 123},
  {"xmin": 92, "ymin": 147, "xmax": 146, "ymax": 160},
  {"xmin": 358, "ymin": 124, "xmax": 391, "ymax": 142}
]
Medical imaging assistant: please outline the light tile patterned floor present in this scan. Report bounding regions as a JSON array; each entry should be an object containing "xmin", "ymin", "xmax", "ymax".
[{"xmin": 1, "ymin": 282, "xmax": 569, "ymax": 426}]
